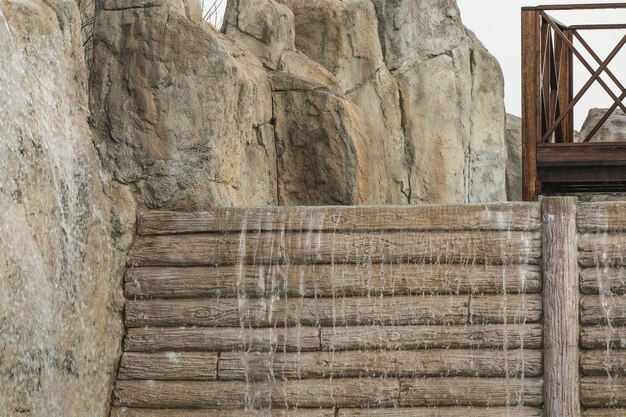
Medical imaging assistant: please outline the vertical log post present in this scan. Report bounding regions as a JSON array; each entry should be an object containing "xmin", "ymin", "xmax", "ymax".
[
  {"xmin": 542, "ymin": 197, "xmax": 580, "ymax": 417},
  {"xmin": 560, "ymin": 29, "xmax": 575, "ymax": 143},
  {"xmin": 522, "ymin": 8, "xmax": 541, "ymax": 201}
]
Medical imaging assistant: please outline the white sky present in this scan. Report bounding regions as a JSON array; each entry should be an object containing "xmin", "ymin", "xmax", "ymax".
[
  {"xmin": 458, "ymin": 0, "xmax": 626, "ymax": 128},
  {"xmin": 210, "ymin": 1, "xmax": 626, "ymax": 129}
]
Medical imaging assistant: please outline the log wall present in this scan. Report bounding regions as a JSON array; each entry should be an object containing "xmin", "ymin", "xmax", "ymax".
[{"xmin": 110, "ymin": 200, "xmax": 626, "ymax": 416}]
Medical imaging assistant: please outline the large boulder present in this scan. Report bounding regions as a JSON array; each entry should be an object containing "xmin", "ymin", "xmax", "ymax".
[
  {"xmin": 579, "ymin": 108, "xmax": 626, "ymax": 142},
  {"xmin": 505, "ymin": 114, "xmax": 522, "ymax": 201},
  {"xmin": 0, "ymin": 0, "xmax": 121, "ymax": 415}
]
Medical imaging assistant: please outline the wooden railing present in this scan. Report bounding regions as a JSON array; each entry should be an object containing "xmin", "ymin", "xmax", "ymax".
[{"xmin": 522, "ymin": 3, "xmax": 626, "ymax": 200}]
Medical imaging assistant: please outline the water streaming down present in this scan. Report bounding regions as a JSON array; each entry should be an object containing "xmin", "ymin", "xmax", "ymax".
[{"xmin": 220, "ymin": 205, "xmax": 542, "ymax": 414}]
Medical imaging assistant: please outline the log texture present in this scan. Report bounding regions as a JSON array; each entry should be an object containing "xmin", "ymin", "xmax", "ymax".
[
  {"xmin": 125, "ymin": 295, "xmax": 542, "ymax": 328},
  {"xmin": 398, "ymin": 377, "xmax": 543, "ymax": 407},
  {"xmin": 581, "ymin": 267, "xmax": 626, "ymax": 294},
  {"xmin": 581, "ymin": 295, "xmax": 626, "ymax": 325},
  {"xmin": 218, "ymin": 349, "xmax": 542, "ymax": 380},
  {"xmin": 579, "ymin": 202, "xmax": 626, "ymax": 232},
  {"xmin": 579, "ymin": 233, "xmax": 626, "ymax": 267},
  {"xmin": 137, "ymin": 204, "xmax": 541, "ymax": 235},
  {"xmin": 581, "ymin": 376, "xmax": 626, "ymax": 407},
  {"xmin": 581, "ymin": 350, "xmax": 626, "ymax": 376},
  {"xmin": 114, "ymin": 379, "xmax": 400, "ymax": 409},
  {"xmin": 128, "ymin": 231, "xmax": 541, "ymax": 267},
  {"xmin": 124, "ymin": 327, "xmax": 320, "ymax": 352},
  {"xmin": 583, "ymin": 410, "xmax": 626, "ymax": 417},
  {"xmin": 111, "ymin": 409, "xmax": 335, "ymax": 417},
  {"xmin": 124, "ymin": 263, "xmax": 542, "ymax": 299},
  {"xmin": 581, "ymin": 326, "xmax": 626, "ymax": 349},
  {"xmin": 338, "ymin": 408, "xmax": 543, "ymax": 417},
  {"xmin": 321, "ymin": 324, "xmax": 543, "ymax": 351},
  {"xmin": 118, "ymin": 352, "xmax": 217, "ymax": 380},
  {"xmin": 542, "ymin": 197, "xmax": 580, "ymax": 417}
]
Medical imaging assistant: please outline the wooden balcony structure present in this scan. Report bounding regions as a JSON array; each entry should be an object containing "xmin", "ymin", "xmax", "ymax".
[{"xmin": 522, "ymin": 3, "xmax": 626, "ymax": 200}]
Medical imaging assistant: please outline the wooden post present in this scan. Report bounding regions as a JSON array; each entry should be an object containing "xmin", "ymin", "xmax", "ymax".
[
  {"xmin": 522, "ymin": 8, "xmax": 541, "ymax": 201},
  {"xmin": 542, "ymin": 197, "xmax": 580, "ymax": 417}
]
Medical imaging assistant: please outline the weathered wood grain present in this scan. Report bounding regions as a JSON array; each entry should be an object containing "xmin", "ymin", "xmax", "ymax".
[
  {"xmin": 124, "ymin": 327, "xmax": 320, "ymax": 352},
  {"xmin": 579, "ymin": 233, "xmax": 626, "ymax": 267},
  {"xmin": 218, "ymin": 349, "xmax": 542, "ymax": 380},
  {"xmin": 581, "ymin": 326, "xmax": 626, "ymax": 349},
  {"xmin": 582, "ymin": 350, "xmax": 626, "ymax": 376},
  {"xmin": 581, "ymin": 267, "xmax": 626, "ymax": 295},
  {"xmin": 581, "ymin": 295, "xmax": 626, "ymax": 325},
  {"xmin": 581, "ymin": 376, "xmax": 626, "ymax": 407},
  {"xmin": 128, "ymin": 231, "xmax": 541, "ymax": 267},
  {"xmin": 125, "ymin": 295, "xmax": 542, "ymax": 328},
  {"xmin": 124, "ymin": 263, "xmax": 542, "ymax": 299},
  {"xmin": 398, "ymin": 377, "xmax": 543, "ymax": 407},
  {"xmin": 583, "ymin": 410, "xmax": 626, "ymax": 417},
  {"xmin": 542, "ymin": 197, "xmax": 580, "ymax": 417},
  {"xmin": 338, "ymin": 407, "xmax": 543, "ymax": 416},
  {"xmin": 137, "ymin": 204, "xmax": 541, "ymax": 235},
  {"xmin": 111, "ymin": 409, "xmax": 335, "ymax": 417},
  {"xmin": 113, "ymin": 379, "xmax": 400, "ymax": 408},
  {"xmin": 321, "ymin": 323, "xmax": 543, "ymax": 351},
  {"xmin": 118, "ymin": 352, "xmax": 217, "ymax": 380},
  {"xmin": 579, "ymin": 202, "xmax": 626, "ymax": 232}
]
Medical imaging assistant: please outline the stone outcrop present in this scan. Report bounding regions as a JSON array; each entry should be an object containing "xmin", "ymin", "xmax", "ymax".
[
  {"xmin": 505, "ymin": 114, "xmax": 523, "ymax": 201},
  {"xmin": 0, "ymin": 0, "xmax": 122, "ymax": 415},
  {"xmin": 579, "ymin": 108, "xmax": 626, "ymax": 142},
  {"xmin": 225, "ymin": 0, "xmax": 508, "ymax": 204}
]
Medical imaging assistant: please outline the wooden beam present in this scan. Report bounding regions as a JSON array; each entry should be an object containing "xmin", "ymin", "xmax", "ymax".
[
  {"xmin": 581, "ymin": 326, "xmax": 626, "ymax": 349},
  {"xmin": 580, "ymin": 267, "xmax": 626, "ymax": 294},
  {"xmin": 128, "ymin": 231, "xmax": 541, "ymax": 267},
  {"xmin": 137, "ymin": 204, "xmax": 541, "ymax": 235},
  {"xmin": 581, "ymin": 350, "xmax": 626, "ymax": 376},
  {"xmin": 581, "ymin": 294, "xmax": 626, "ymax": 325},
  {"xmin": 579, "ymin": 233, "xmax": 626, "ymax": 267},
  {"xmin": 111, "ymin": 409, "xmax": 335, "ymax": 417},
  {"xmin": 579, "ymin": 202, "xmax": 626, "ymax": 232},
  {"xmin": 522, "ymin": 9, "xmax": 541, "ymax": 200},
  {"xmin": 118, "ymin": 352, "xmax": 217, "ymax": 380},
  {"xmin": 581, "ymin": 376, "xmax": 626, "ymax": 407},
  {"xmin": 337, "ymin": 408, "xmax": 543, "ymax": 417},
  {"xmin": 542, "ymin": 197, "xmax": 580, "ymax": 417}
]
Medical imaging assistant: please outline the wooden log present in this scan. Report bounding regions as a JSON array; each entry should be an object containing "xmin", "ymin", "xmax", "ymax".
[
  {"xmin": 218, "ymin": 349, "xmax": 542, "ymax": 381},
  {"xmin": 113, "ymin": 379, "xmax": 400, "ymax": 409},
  {"xmin": 321, "ymin": 323, "xmax": 543, "ymax": 351},
  {"xmin": 118, "ymin": 352, "xmax": 217, "ymax": 380},
  {"xmin": 124, "ymin": 295, "xmax": 542, "ymax": 328},
  {"xmin": 581, "ymin": 267, "xmax": 626, "ymax": 295},
  {"xmin": 338, "ymin": 407, "xmax": 543, "ymax": 416},
  {"xmin": 124, "ymin": 327, "xmax": 320, "ymax": 352},
  {"xmin": 398, "ymin": 377, "xmax": 543, "ymax": 407},
  {"xmin": 581, "ymin": 326, "xmax": 626, "ymax": 349},
  {"xmin": 582, "ymin": 350, "xmax": 626, "ymax": 376},
  {"xmin": 111, "ymin": 409, "xmax": 335, "ymax": 417},
  {"xmin": 581, "ymin": 376, "xmax": 626, "ymax": 407},
  {"xmin": 579, "ymin": 202, "xmax": 626, "ymax": 233},
  {"xmin": 124, "ymin": 263, "xmax": 543, "ymax": 299},
  {"xmin": 579, "ymin": 233, "xmax": 626, "ymax": 267},
  {"xmin": 581, "ymin": 295, "xmax": 626, "ymax": 325},
  {"xmin": 128, "ymin": 231, "xmax": 541, "ymax": 267},
  {"xmin": 137, "ymin": 204, "xmax": 541, "ymax": 235},
  {"xmin": 542, "ymin": 197, "xmax": 580, "ymax": 417},
  {"xmin": 583, "ymin": 410, "xmax": 626, "ymax": 417}
]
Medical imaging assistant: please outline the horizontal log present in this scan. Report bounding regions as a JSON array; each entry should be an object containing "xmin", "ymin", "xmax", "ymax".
[
  {"xmin": 111, "ymin": 409, "xmax": 335, "ymax": 417},
  {"xmin": 113, "ymin": 379, "xmax": 400, "ymax": 409},
  {"xmin": 398, "ymin": 377, "xmax": 543, "ymax": 407},
  {"xmin": 583, "ymin": 410, "xmax": 626, "ymax": 417},
  {"xmin": 581, "ymin": 295, "xmax": 626, "ymax": 325},
  {"xmin": 581, "ymin": 376, "xmax": 626, "ymax": 407},
  {"xmin": 137, "ymin": 204, "xmax": 541, "ymax": 235},
  {"xmin": 338, "ymin": 408, "xmax": 543, "ymax": 417},
  {"xmin": 118, "ymin": 352, "xmax": 217, "ymax": 380},
  {"xmin": 582, "ymin": 350, "xmax": 626, "ymax": 376},
  {"xmin": 124, "ymin": 263, "xmax": 542, "ymax": 299},
  {"xmin": 581, "ymin": 326, "xmax": 626, "ymax": 349},
  {"xmin": 321, "ymin": 323, "xmax": 543, "ymax": 351},
  {"xmin": 218, "ymin": 349, "xmax": 542, "ymax": 380},
  {"xmin": 128, "ymin": 231, "xmax": 541, "ymax": 267},
  {"xmin": 579, "ymin": 202, "xmax": 626, "ymax": 233},
  {"xmin": 125, "ymin": 295, "xmax": 542, "ymax": 328},
  {"xmin": 581, "ymin": 267, "xmax": 626, "ymax": 295},
  {"xmin": 124, "ymin": 327, "xmax": 320, "ymax": 352},
  {"xmin": 579, "ymin": 233, "xmax": 626, "ymax": 267}
]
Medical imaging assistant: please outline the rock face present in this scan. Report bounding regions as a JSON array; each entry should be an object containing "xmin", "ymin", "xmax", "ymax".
[
  {"xmin": 0, "ymin": 0, "xmax": 122, "ymax": 415},
  {"xmin": 506, "ymin": 114, "xmax": 523, "ymax": 201},
  {"xmin": 579, "ymin": 108, "xmax": 626, "ymax": 142},
  {"xmin": 226, "ymin": 0, "xmax": 508, "ymax": 204}
]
